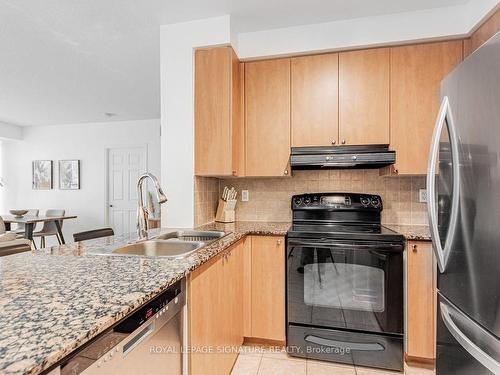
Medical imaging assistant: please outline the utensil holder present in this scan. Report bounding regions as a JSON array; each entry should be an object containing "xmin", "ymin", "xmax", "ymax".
[{"xmin": 215, "ymin": 199, "xmax": 236, "ymax": 223}]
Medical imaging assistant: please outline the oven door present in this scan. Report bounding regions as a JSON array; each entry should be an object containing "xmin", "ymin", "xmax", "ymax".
[{"xmin": 287, "ymin": 238, "xmax": 404, "ymax": 335}]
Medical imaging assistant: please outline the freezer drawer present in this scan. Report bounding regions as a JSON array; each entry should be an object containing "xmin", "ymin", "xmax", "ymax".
[
  {"xmin": 287, "ymin": 324, "xmax": 403, "ymax": 371},
  {"xmin": 437, "ymin": 294, "xmax": 500, "ymax": 375}
]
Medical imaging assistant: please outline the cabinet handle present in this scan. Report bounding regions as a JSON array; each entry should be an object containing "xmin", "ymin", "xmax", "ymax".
[
  {"xmin": 341, "ymin": 139, "xmax": 346, "ymax": 145},
  {"xmin": 394, "ymin": 169, "xmax": 399, "ymax": 175},
  {"xmin": 284, "ymin": 170, "xmax": 288, "ymax": 175},
  {"xmin": 277, "ymin": 239, "xmax": 282, "ymax": 245},
  {"xmin": 412, "ymin": 244, "xmax": 418, "ymax": 252},
  {"xmin": 331, "ymin": 140, "xmax": 336, "ymax": 145}
]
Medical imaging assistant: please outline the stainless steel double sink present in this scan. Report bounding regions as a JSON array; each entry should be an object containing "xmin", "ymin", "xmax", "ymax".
[{"xmin": 112, "ymin": 230, "xmax": 226, "ymax": 259}]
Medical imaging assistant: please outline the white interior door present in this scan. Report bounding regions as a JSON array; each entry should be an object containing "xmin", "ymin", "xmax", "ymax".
[{"xmin": 107, "ymin": 146, "xmax": 147, "ymax": 235}]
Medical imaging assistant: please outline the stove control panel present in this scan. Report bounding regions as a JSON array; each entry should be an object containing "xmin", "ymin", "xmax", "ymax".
[{"xmin": 292, "ymin": 193, "xmax": 383, "ymax": 211}]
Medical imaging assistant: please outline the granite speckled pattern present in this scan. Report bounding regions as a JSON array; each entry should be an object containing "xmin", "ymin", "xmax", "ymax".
[
  {"xmin": 385, "ymin": 224, "xmax": 431, "ymax": 241},
  {"xmin": 0, "ymin": 221, "xmax": 290, "ymax": 375}
]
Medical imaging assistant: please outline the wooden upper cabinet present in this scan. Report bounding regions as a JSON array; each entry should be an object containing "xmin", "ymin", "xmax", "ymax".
[
  {"xmin": 194, "ymin": 46, "xmax": 243, "ymax": 177},
  {"xmin": 339, "ymin": 48, "xmax": 390, "ymax": 145},
  {"xmin": 291, "ymin": 54, "xmax": 339, "ymax": 147},
  {"xmin": 467, "ymin": 10, "xmax": 500, "ymax": 56},
  {"xmin": 389, "ymin": 41, "xmax": 462, "ymax": 175},
  {"xmin": 245, "ymin": 59, "xmax": 291, "ymax": 177}
]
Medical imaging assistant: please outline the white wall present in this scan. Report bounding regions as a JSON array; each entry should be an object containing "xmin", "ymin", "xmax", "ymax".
[
  {"xmin": 236, "ymin": 0, "xmax": 499, "ymax": 59},
  {"xmin": 1, "ymin": 119, "xmax": 160, "ymax": 245},
  {"xmin": 0, "ymin": 121, "xmax": 23, "ymax": 140},
  {"xmin": 160, "ymin": 16, "xmax": 231, "ymax": 228}
]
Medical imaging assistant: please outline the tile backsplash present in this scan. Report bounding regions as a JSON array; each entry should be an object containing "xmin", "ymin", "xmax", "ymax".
[
  {"xmin": 218, "ymin": 170, "xmax": 428, "ymax": 225},
  {"xmin": 194, "ymin": 177, "xmax": 220, "ymax": 227}
]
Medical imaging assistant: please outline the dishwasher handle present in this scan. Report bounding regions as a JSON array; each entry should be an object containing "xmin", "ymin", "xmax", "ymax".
[{"xmin": 122, "ymin": 320, "xmax": 156, "ymax": 356}]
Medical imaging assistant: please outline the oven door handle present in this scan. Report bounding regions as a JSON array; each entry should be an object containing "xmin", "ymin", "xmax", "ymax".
[
  {"xmin": 288, "ymin": 239, "xmax": 404, "ymax": 252},
  {"xmin": 304, "ymin": 334, "xmax": 385, "ymax": 351}
]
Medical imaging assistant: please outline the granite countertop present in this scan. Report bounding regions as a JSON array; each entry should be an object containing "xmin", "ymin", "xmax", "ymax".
[
  {"xmin": 0, "ymin": 221, "xmax": 290, "ymax": 375},
  {"xmin": 385, "ymin": 224, "xmax": 431, "ymax": 241}
]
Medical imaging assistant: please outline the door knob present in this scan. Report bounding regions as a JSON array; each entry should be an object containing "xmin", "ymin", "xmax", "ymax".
[{"xmin": 109, "ymin": 205, "xmax": 113, "ymax": 207}]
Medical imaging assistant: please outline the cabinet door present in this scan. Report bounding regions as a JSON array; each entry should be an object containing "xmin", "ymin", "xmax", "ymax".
[
  {"xmin": 251, "ymin": 236, "xmax": 286, "ymax": 341},
  {"xmin": 291, "ymin": 54, "xmax": 339, "ymax": 147},
  {"xmin": 195, "ymin": 47, "xmax": 243, "ymax": 176},
  {"xmin": 339, "ymin": 48, "xmax": 390, "ymax": 145},
  {"xmin": 242, "ymin": 237, "xmax": 252, "ymax": 337},
  {"xmin": 390, "ymin": 41, "xmax": 462, "ymax": 175},
  {"xmin": 189, "ymin": 255, "xmax": 225, "ymax": 375},
  {"xmin": 245, "ymin": 59, "xmax": 291, "ymax": 177},
  {"xmin": 222, "ymin": 241, "xmax": 244, "ymax": 372},
  {"xmin": 406, "ymin": 241, "xmax": 436, "ymax": 360}
]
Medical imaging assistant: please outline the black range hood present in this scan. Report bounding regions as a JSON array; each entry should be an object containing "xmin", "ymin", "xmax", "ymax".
[{"xmin": 290, "ymin": 145, "xmax": 395, "ymax": 169}]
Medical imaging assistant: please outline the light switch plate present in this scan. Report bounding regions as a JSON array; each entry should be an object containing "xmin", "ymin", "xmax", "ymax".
[
  {"xmin": 241, "ymin": 190, "xmax": 249, "ymax": 202},
  {"xmin": 419, "ymin": 189, "xmax": 427, "ymax": 203}
]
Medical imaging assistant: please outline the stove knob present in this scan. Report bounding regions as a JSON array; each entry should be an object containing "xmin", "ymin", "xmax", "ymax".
[
  {"xmin": 304, "ymin": 197, "xmax": 312, "ymax": 205},
  {"xmin": 371, "ymin": 197, "xmax": 381, "ymax": 208},
  {"xmin": 361, "ymin": 197, "xmax": 370, "ymax": 207},
  {"xmin": 293, "ymin": 197, "xmax": 302, "ymax": 206}
]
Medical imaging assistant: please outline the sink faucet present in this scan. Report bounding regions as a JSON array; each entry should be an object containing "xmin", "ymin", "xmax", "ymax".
[{"xmin": 137, "ymin": 173, "xmax": 168, "ymax": 240}]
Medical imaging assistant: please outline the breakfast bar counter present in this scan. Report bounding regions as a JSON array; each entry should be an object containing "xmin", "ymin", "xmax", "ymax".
[{"xmin": 0, "ymin": 221, "xmax": 290, "ymax": 375}]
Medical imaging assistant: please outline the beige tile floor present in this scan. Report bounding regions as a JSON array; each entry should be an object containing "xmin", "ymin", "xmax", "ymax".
[{"xmin": 231, "ymin": 346, "xmax": 435, "ymax": 375}]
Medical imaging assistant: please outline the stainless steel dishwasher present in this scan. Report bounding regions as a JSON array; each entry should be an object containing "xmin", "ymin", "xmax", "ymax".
[{"xmin": 60, "ymin": 279, "xmax": 185, "ymax": 375}]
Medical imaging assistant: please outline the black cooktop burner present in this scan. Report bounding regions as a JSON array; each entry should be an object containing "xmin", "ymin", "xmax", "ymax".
[
  {"xmin": 292, "ymin": 223, "xmax": 384, "ymax": 233},
  {"xmin": 288, "ymin": 193, "xmax": 404, "ymax": 242},
  {"xmin": 288, "ymin": 223, "xmax": 403, "ymax": 242}
]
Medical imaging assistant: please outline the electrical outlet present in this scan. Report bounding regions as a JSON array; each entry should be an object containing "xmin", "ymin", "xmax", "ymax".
[
  {"xmin": 419, "ymin": 189, "xmax": 427, "ymax": 203},
  {"xmin": 241, "ymin": 190, "xmax": 249, "ymax": 202}
]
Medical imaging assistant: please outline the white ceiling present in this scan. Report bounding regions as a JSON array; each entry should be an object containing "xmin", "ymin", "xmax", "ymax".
[{"xmin": 0, "ymin": 0, "xmax": 476, "ymax": 126}]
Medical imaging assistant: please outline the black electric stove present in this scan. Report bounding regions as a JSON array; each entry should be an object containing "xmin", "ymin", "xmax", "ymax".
[{"xmin": 286, "ymin": 193, "xmax": 405, "ymax": 371}]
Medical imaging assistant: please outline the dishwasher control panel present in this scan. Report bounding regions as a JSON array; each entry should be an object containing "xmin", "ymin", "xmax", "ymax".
[{"xmin": 114, "ymin": 280, "xmax": 183, "ymax": 334}]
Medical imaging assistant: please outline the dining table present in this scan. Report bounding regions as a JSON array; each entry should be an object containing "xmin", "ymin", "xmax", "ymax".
[{"xmin": 2, "ymin": 215, "xmax": 77, "ymax": 244}]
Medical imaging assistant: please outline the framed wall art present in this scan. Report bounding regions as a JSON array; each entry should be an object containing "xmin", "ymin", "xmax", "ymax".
[
  {"xmin": 32, "ymin": 160, "xmax": 53, "ymax": 190},
  {"xmin": 59, "ymin": 160, "xmax": 80, "ymax": 190}
]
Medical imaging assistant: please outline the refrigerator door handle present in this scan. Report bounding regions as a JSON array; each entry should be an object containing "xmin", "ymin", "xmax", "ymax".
[
  {"xmin": 440, "ymin": 301, "xmax": 500, "ymax": 374},
  {"xmin": 427, "ymin": 96, "xmax": 461, "ymax": 273}
]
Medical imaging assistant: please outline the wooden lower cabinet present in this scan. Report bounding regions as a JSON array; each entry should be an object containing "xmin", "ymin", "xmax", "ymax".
[
  {"xmin": 250, "ymin": 236, "xmax": 286, "ymax": 341},
  {"xmin": 406, "ymin": 240, "xmax": 436, "ymax": 362},
  {"xmin": 189, "ymin": 240, "xmax": 244, "ymax": 375},
  {"xmin": 189, "ymin": 235, "xmax": 286, "ymax": 375}
]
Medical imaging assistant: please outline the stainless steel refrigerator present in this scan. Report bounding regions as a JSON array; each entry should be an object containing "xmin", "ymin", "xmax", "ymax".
[{"xmin": 427, "ymin": 31, "xmax": 500, "ymax": 374}]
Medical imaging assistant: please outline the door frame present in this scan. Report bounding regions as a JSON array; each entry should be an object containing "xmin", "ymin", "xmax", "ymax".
[{"xmin": 104, "ymin": 144, "xmax": 149, "ymax": 227}]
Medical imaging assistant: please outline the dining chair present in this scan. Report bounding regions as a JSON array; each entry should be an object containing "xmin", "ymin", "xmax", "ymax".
[
  {"xmin": 15, "ymin": 209, "xmax": 40, "ymax": 237},
  {"xmin": 33, "ymin": 209, "xmax": 65, "ymax": 248},
  {"xmin": 73, "ymin": 228, "xmax": 114, "ymax": 242},
  {"xmin": 0, "ymin": 217, "xmax": 31, "ymax": 255}
]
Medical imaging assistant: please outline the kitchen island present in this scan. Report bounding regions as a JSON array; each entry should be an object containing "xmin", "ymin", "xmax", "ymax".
[{"xmin": 0, "ymin": 222, "xmax": 290, "ymax": 375}]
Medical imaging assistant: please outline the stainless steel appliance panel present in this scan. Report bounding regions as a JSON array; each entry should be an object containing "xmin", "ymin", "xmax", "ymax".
[
  {"xmin": 428, "ymin": 32, "xmax": 500, "ymax": 338},
  {"xmin": 61, "ymin": 280, "xmax": 185, "ymax": 375},
  {"xmin": 436, "ymin": 293, "xmax": 500, "ymax": 374}
]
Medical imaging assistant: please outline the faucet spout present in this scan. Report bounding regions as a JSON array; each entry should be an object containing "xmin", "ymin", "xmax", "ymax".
[{"xmin": 137, "ymin": 173, "xmax": 167, "ymax": 240}]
